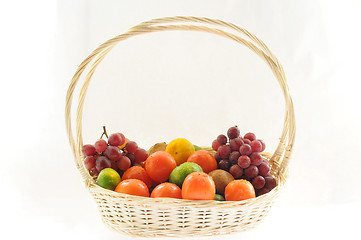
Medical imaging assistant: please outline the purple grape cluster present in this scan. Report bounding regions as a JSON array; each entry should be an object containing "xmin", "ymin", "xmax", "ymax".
[
  {"xmin": 82, "ymin": 131, "xmax": 148, "ymax": 177},
  {"xmin": 212, "ymin": 126, "xmax": 276, "ymax": 196}
]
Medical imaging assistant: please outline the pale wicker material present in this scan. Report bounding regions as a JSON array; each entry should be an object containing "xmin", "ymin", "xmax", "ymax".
[{"xmin": 65, "ymin": 16, "xmax": 295, "ymax": 237}]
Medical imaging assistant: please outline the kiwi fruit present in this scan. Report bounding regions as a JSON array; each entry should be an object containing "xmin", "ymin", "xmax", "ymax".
[{"xmin": 209, "ymin": 169, "xmax": 235, "ymax": 195}]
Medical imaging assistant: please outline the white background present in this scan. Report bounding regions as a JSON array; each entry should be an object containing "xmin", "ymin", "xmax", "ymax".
[{"xmin": 1, "ymin": 0, "xmax": 360, "ymax": 239}]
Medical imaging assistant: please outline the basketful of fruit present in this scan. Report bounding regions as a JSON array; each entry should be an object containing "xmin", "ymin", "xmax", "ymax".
[
  {"xmin": 82, "ymin": 126, "xmax": 276, "ymax": 201},
  {"xmin": 65, "ymin": 16, "xmax": 295, "ymax": 237}
]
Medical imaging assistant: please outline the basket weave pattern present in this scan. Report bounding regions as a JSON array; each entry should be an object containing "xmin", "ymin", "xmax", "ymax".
[{"xmin": 65, "ymin": 16, "xmax": 295, "ymax": 237}]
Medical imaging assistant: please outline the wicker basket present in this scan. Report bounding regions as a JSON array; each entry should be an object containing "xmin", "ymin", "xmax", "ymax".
[{"xmin": 65, "ymin": 16, "xmax": 295, "ymax": 237}]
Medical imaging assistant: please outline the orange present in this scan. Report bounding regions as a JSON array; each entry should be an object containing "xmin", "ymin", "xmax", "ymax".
[
  {"xmin": 187, "ymin": 150, "xmax": 217, "ymax": 173},
  {"xmin": 150, "ymin": 182, "xmax": 182, "ymax": 199},
  {"xmin": 166, "ymin": 138, "xmax": 195, "ymax": 165},
  {"xmin": 224, "ymin": 179, "xmax": 255, "ymax": 201},
  {"xmin": 182, "ymin": 172, "xmax": 215, "ymax": 200},
  {"xmin": 145, "ymin": 151, "xmax": 177, "ymax": 183},
  {"xmin": 115, "ymin": 179, "xmax": 149, "ymax": 197},
  {"xmin": 122, "ymin": 166, "xmax": 153, "ymax": 189}
]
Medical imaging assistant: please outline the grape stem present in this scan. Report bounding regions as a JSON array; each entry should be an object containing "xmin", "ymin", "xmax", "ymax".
[{"xmin": 100, "ymin": 126, "xmax": 109, "ymax": 139}]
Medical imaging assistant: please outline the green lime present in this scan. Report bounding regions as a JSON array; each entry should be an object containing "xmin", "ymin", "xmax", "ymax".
[
  {"xmin": 169, "ymin": 162, "xmax": 203, "ymax": 187},
  {"xmin": 96, "ymin": 168, "xmax": 121, "ymax": 190},
  {"xmin": 214, "ymin": 194, "xmax": 225, "ymax": 201},
  {"xmin": 194, "ymin": 145, "xmax": 203, "ymax": 151}
]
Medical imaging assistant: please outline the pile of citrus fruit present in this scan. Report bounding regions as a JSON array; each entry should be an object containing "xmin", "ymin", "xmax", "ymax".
[{"xmin": 81, "ymin": 126, "xmax": 276, "ymax": 201}]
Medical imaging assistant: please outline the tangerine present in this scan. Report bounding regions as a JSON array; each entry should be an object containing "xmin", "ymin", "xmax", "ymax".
[
  {"xmin": 151, "ymin": 182, "xmax": 182, "ymax": 199},
  {"xmin": 115, "ymin": 179, "xmax": 149, "ymax": 197},
  {"xmin": 224, "ymin": 179, "xmax": 255, "ymax": 201},
  {"xmin": 122, "ymin": 166, "xmax": 153, "ymax": 189},
  {"xmin": 187, "ymin": 150, "xmax": 217, "ymax": 173},
  {"xmin": 145, "ymin": 151, "xmax": 177, "ymax": 183}
]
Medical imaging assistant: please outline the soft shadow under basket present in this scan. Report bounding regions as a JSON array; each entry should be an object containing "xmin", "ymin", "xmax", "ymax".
[{"xmin": 65, "ymin": 16, "xmax": 295, "ymax": 237}]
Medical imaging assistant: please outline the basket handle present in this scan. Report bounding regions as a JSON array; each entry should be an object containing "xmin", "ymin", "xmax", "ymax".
[{"xmin": 65, "ymin": 16, "xmax": 295, "ymax": 185}]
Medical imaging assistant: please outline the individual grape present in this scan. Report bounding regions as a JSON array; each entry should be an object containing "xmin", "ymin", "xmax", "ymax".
[
  {"xmin": 263, "ymin": 159, "xmax": 270, "ymax": 167},
  {"xmin": 227, "ymin": 126, "xmax": 240, "ymax": 139},
  {"xmin": 217, "ymin": 134, "xmax": 228, "ymax": 145},
  {"xmin": 250, "ymin": 140, "xmax": 262, "ymax": 153},
  {"xmin": 229, "ymin": 138, "xmax": 244, "ymax": 151},
  {"xmin": 217, "ymin": 145, "xmax": 231, "ymax": 159},
  {"xmin": 84, "ymin": 156, "xmax": 97, "ymax": 170},
  {"xmin": 250, "ymin": 152, "xmax": 262, "ymax": 166},
  {"xmin": 229, "ymin": 164, "xmax": 243, "ymax": 179},
  {"xmin": 94, "ymin": 139, "xmax": 107, "ymax": 153},
  {"xmin": 125, "ymin": 141, "xmax": 138, "ymax": 154},
  {"xmin": 218, "ymin": 160, "xmax": 230, "ymax": 171},
  {"xmin": 213, "ymin": 152, "xmax": 221, "ymax": 163},
  {"xmin": 82, "ymin": 144, "xmax": 96, "ymax": 156},
  {"xmin": 243, "ymin": 138, "xmax": 251, "ymax": 145},
  {"xmin": 134, "ymin": 148, "xmax": 148, "ymax": 163},
  {"xmin": 212, "ymin": 139, "xmax": 221, "ymax": 151},
  {"xmin": 95, "ymin": 156, "xmax": 111, "ymax": 172},
  {"xmin": 117, "ymin": 156, "xmax": 131, "ymax": 170},
  {"xmin": 229, "ymin": 151, "xmax": 241, "ymax": 164},
  {"xmin": 108, "ymin": 133, "xmax": 125, "ymax": 146},
  {"xmin": 257, "ymin": 187, "xmax": 270, "ymax": 196},
  {"xmin": 258, "ymin": 139, "xmax": 266, "ymax": 152},
  {"xmin": 126, "ymin": 152, "xmax": 136, "ymax": 164},
  {"xmin": 238, "ymin": 155, "xmax": 251, "ymax": 169},
  {"xmin": 252, "ymin": 176, "xmax": 265, "ymax": 189},
  {"xmin": 104, "ymin": 146, "xmax": 122, "ymax": 161},
  {"xmin": 239, "ymin": 144, "xmax": 252, "ymax": 156},
  {"xmin": 244, "ymin": 132, "xmax": 256, "ymax": 142},
  {"xmin": 257, "ymin": 161, "xmax": 270, "ymax": 177},
  {"xmin": 244, "ymin": 165, "xmax": 258, "ymax": 178},
  {"xmin": 265, "ymin": 176, "xmax": 277, "ymax": 189}
]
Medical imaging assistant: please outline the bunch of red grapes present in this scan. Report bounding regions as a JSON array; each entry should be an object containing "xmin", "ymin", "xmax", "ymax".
[
  {"xmin": 212, "ymin": 126, "xmax": 276, "ymax": 196},
  {"xmin": 81, "ymin": 132, "xmax": 148, "ymax": 177}
]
